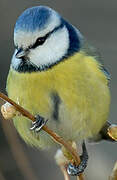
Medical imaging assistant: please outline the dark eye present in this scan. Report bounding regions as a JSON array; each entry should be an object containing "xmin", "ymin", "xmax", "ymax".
[{"xmin": 31, "ymin": 37, "xmax": 46, "ymax": 49}]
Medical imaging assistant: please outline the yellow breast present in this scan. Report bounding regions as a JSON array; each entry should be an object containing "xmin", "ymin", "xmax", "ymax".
[{"xmin": 6, "ymin": 52, "xmax": 110, "ymax": 148}]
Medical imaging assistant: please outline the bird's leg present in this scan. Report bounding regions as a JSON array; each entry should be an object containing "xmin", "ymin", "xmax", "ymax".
[
  {"xmin": 67, "ymin": 141, "xmax": 88, "ymax": 176},
  {"xmin": 30, "ymin": 114, "xmax": 48, "ymax": 132}
]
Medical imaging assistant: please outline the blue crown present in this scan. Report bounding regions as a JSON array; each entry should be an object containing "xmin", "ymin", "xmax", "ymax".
[{"xmin": 14, "ymin": 6, "xmax": 53, "ymax": 32}]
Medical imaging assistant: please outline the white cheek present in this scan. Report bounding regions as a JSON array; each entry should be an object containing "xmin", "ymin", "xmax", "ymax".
[{"xmin": 29, "ymin": 27, "xmax": 69, "ymax": 68}]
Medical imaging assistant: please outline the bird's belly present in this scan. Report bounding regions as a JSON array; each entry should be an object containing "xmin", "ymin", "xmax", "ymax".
[{"xmin": 6, "ymin": 61, "xmax": 110, "ymax": 148}]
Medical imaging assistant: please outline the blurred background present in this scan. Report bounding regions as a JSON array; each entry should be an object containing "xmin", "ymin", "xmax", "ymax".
[{"xmin": 0, "ymin": 0, "xmax": 117, "ymax": 179}]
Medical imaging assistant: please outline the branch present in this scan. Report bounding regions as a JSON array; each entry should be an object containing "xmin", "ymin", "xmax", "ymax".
[
  {"xmin": 110, "ymin": 161, "xmax": 117, "ymax": 180},
  {"xmin": 60, "ymin": 166, "xmax": 70, "ymax": 180},
  {"xmin": 0, "ymin": 92, "xmax": 84, "ymax": 180}
]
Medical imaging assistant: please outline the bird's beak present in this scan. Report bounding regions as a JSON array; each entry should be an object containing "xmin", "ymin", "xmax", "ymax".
[{"xmin": 15, "ymin": 48, "xmax": 28, "ymax": 59}]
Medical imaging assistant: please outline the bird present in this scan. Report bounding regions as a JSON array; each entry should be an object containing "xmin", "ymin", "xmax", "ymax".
[{"xmin": 6, "ymin": 6, "xmax": 111, "ymax": 175}]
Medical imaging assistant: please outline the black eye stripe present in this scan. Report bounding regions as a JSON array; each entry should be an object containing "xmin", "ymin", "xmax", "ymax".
[
  {"xmin": 30, "ymin": 23, "xmax": 64, "ymax": 49},
  {"xmin": 31, "ymin": 36, "xmax": 48, "ymax": 49}
]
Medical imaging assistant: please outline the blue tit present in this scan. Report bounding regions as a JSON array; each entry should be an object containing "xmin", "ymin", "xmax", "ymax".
[{"xmin": 6, "ymin": 6, "xmax": 111, "ymax": 175}]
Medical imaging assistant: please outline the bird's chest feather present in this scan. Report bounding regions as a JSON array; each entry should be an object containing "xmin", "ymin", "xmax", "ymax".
[
  {"xmin": 6, "ymin": 69, "xmax": 56, "ymax": 118},
  {"xmin": 7, "ymin": 53, "xmax": 110, "ymax": 122},
  {"xmin": 6, "ymin": 53, "xmax": 110, "ymax": 141}
]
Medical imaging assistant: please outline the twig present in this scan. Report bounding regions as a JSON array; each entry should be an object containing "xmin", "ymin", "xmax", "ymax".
[
  {"xmin": 60, "ymin": 166, "xmax": 70, "ymax": 180},
  {"xmin": 55, "ymin": 148, "xmax": 70, "ymax": 180},
  {"xmin": 0, "ymin": 92, "xmax": 84, "ymax": 180},
  {"xmin": 109, "ymin": 161, "xmax": 117, "ymax": 180}
]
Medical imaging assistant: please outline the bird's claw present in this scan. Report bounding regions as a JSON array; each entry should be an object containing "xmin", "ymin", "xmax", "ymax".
[
  {"xmin": 67, "ymin": 141, "xmax": 88, "ymax": 176},
  {"xmin": 67, "ymin": 163, "xmax": 84, "ymax": 176},
  {"xmin": 30, "ymin": 115, "xmax": 48, "ymax": 132}
]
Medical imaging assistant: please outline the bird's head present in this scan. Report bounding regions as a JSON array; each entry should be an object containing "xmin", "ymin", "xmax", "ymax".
[{"xmin": 12, "ymin": 6, "xmax": 83, "ymax": 72}]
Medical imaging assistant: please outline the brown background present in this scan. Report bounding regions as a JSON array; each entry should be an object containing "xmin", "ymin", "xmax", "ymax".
[{"xmin": 0, "ymin": 0, "xmax": 117, "ymax": 179}]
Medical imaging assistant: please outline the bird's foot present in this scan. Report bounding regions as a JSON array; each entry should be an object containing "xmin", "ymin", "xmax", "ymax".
[
  {"xmin": 30, "ymin": 115, "xmax": 48, "ymax": 132},
  {"xmin": 67, "ymin": 141, "xmax": 88, "ymax": 176}
]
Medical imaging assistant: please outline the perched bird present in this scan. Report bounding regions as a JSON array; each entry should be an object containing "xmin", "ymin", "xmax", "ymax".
[{"xmin": 6, "ymin": 6, "xmax": 111, "ymax": 175}]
